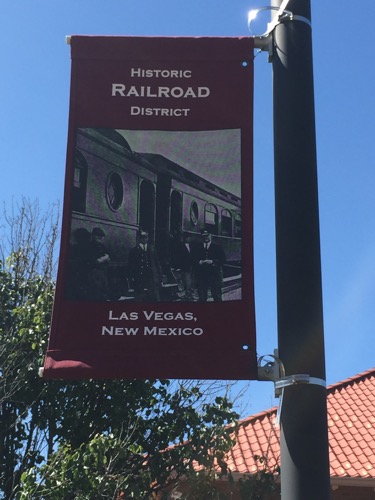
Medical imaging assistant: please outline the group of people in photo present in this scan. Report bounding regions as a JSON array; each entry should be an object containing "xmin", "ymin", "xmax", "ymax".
[
  {"xmin": 65, "ymin": 227, "xmax": 226, "ymax": 303},
  {"xmin": 170, "ymin": 230, "xmax": 226, "ymax": 303},
  {"xmin": 66, "ymin": 226, "xmax": 112, "ymax": 301}
]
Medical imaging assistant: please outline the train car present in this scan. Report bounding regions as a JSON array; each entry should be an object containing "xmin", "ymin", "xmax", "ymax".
[
  {"xmin": 142, "ymin": 152, "xmax": 242, "ymax": 268},
  {"xmin": 66, "ymin": 128, "xmax": 242, "ymax": 301}
]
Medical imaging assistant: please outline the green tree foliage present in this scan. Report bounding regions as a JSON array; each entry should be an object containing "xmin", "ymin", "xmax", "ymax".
[
  {"xmin": 238, "ymin": 456, "xmax": 280, "ymax": 500},
  {"xmin": 0, "ymin": 200, "xmax": 239, "ymax": 499},
  {"xmin": 0, "ymin": 199, "xmax": 58, "ymax": 498}
]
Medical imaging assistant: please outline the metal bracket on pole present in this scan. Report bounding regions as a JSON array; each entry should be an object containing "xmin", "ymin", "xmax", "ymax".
[
  {"xmin": 250, "ymin": 4, "xmax": 312, "ymax": 57},
  {"xmin": 253, "ymin": 34, "xmax": 272, "ymax": 53},
  {"xmin": 257, "ymin": 352, "xmax": 326, "ymax": 424},
  {"xmin": 258, "ymin": 352, "xmax": 326, "ymax": 395},
  {"xmin": 257, "ymin": 351, "xmax": 284, "ymax": 384}
]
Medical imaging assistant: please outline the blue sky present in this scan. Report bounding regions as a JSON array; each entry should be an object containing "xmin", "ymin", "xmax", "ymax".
[{"xmin": 1, "ymin": 1, "xmax": 374, "ymax": 416}]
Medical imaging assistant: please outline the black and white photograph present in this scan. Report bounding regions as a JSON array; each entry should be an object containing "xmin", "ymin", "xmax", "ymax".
[{"xmin": 65, "ymin": 128, "xmax": 243, "ymax": 303}]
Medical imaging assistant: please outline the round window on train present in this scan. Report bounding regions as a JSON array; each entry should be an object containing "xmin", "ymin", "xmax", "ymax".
[
  {"xmin": 190, "ymin": 200, "xmax": 199, "ymax": 226},
  {"xmin": 106, "ymin": 172, "xmax": 123, "ymax": 211}
]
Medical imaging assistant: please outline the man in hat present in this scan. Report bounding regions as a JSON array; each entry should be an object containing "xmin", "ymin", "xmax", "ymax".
[
  {"xmin": 171, "ymin": 231, "xmax": 196, "ymax": 301},
  {"xmin": 128, "ymin": 230, "xmax": 163, "ymax": 302},
  {"xmin": 194, "ymin": 230, "xmax": 226, "ymax": 302}
]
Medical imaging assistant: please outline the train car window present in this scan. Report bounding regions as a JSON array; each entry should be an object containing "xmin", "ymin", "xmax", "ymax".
[
  {"xmin": 234, "ymin": 213, "xmax": 242, "ymax": 238},
  {"xmin": 106, "ymin": 172, "xmax": 124, "ymax": 211},
  {"xmin": 221, "ymin": 209, "xmax": 233, "ymax": 237},
  {"xmin": 190, "ymin": 200, "xmax": 199, "ymax": 227},
  {"xmin": 72, "ymin": 149, "xmax": 87, "ymax": 213},
  {"xmin": 205, "ymin": 203, "xmax": 218, "ymax": 235}
]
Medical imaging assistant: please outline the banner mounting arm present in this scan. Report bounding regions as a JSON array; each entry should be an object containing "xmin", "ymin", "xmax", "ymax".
[
  {"xmin": 257, "ymin": 351, "xmax": 326, "ymax": 396},
  {"xmin": 250, "ymin": 4, "xmax": 312, "ymax": 53}
]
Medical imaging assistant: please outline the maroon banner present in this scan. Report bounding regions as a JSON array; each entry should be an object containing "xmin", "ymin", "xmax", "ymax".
[{"xmin": 43, "ymin": 36, "xmax": 256, "ymax": 380}]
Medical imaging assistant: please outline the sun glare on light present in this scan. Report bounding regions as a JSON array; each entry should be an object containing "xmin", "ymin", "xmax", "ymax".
[{"xmin": 247, "ymin": 9, "xmax": 258, "ymax": 25}]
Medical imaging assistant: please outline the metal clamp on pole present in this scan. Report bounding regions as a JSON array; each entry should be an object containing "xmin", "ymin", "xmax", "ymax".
[
  {"xmin": 275, "ymin": 375, "xmax": 326, "ymax": 425},
  {"xmin": 258, "ymin": 353, "xmax": 326, "ymax": 424},
  {"xmin": 249, "ymin": 2, "xmax": 312, "ymax": 53},
  {"xmin": 275, "ymin": 374, "xmax": 326, "ymax": 392}
]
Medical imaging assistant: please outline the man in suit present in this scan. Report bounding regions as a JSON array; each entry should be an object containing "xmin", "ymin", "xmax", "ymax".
[
  {"xmin": 86, "ymin": 227, "xmax": 111, "ymax": 301},
  {"xmin": 171, "ymin": 231, "xmax": 195, "ymax": 301},
  {"xmin": 194, "ymin": 230, "xmax": 226, "ymax": 302},
  {"xmin": 128, "ymin": 230, "xmax": 163, "ymax": 302}
]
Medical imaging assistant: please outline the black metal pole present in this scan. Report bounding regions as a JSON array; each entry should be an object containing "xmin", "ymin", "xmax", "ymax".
[{"xmin": 271, "ymin": 1, "xmax": 331, "ymax": 499}]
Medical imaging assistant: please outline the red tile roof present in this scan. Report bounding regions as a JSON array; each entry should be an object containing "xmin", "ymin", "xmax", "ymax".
[{"xmin": 226, "ymin": 367, "xmax": 375, "ymax": 479}]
